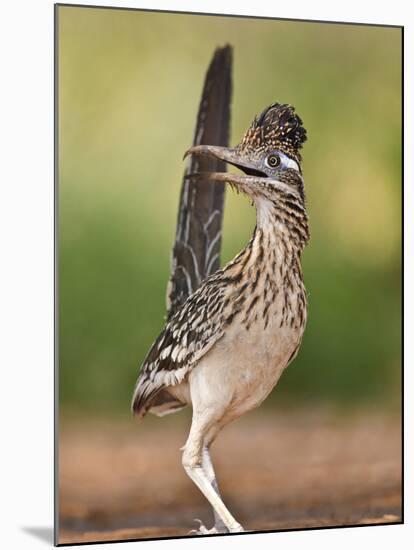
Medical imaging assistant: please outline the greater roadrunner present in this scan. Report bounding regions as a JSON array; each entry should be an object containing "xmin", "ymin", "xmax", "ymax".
[{"xmin": 132, "ymin": 47, "xmax": 309, "ymax": 535}]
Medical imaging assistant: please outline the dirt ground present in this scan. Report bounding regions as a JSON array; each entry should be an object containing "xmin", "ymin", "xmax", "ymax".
[{"xmin": 58, "ymin": 407, "xmax": 402, "ymax": 545}]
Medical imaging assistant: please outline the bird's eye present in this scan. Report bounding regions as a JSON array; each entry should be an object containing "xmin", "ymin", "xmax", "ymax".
[{"xmin": 266, "ymin": 154, "xmax": 281, "ymax": 168}]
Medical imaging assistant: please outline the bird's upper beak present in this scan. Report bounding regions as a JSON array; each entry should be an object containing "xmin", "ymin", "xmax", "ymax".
[{"xmin": 183, "ymin": 145, "xmax": 267, "ymax": 188}]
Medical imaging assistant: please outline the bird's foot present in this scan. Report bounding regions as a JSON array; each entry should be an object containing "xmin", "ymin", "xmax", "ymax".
[
  {"xmin": 188, "ymin": 519, "xmax": 218, "ymax": 535},
  {"xmin": 188, "ymin": 519, "xmax": 244, "ymax": 535}
]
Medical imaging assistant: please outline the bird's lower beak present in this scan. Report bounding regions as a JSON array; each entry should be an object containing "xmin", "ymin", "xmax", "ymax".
[{"xmin": 184, "ymin": 145, "xmax": 266, "ymax": 185}]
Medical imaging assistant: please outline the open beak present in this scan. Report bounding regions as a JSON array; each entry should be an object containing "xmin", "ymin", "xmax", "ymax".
[{"xmin": 183, "ymin": 145, "xmax": 267, "ymax": 187}]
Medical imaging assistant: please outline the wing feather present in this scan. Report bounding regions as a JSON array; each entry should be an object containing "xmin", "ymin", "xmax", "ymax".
[{"xmin": 132, "ymin": 272, "xmax": 227, "ymax": 416}]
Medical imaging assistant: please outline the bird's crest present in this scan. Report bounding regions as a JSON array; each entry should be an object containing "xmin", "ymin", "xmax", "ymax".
[{"xmin": 238, "ymin": 103, "xmax": 307, "ymax": 161}]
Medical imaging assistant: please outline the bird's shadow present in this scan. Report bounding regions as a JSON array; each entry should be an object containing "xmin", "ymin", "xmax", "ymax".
[{"xmin": 22, "ymin": 526, "xmax": 54, "ymax": 545}]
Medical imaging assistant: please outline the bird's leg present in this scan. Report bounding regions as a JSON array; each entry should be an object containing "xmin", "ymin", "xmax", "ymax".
[
  {"xmin": 182, "ymin": 414, "xmax": 243, "ymax": 535},
  {"xmin": 202, "ymin": 446, "xmax": 229, "ymax": 534}
]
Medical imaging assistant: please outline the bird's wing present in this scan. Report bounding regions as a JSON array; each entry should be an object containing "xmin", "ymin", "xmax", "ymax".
[
  {"xmin": 166, "ymin": 45, "xmax": 232, "ymax": 319},
  {"xmin": 132, "ymin": 271, "xmax": 228, "ymax": 416}
]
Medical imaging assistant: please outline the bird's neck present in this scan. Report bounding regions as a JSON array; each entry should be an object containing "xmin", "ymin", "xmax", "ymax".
[
  {"xmin": 224, "ymin": 194, "xmax": 309, "ymax": 285},
  {"xmin": 254, "ymin": 194, "xmax": 309, "ymax": 253},
  {"xmin": 222, "ymin": 194, "xmax": 308, "ymax": 331}
]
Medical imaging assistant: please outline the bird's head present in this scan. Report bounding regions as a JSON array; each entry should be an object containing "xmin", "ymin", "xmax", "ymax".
[{"xmin": 184, "ymin": 103, "xmax": 307, "ymax": 204}]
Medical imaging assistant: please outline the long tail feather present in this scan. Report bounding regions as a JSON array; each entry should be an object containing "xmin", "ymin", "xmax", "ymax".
[
  {"xmin": 166, "ymin": 45, "xmax": 233, "ymax": 319},
  {"xmin": 132, "ymin": 46, "xmax": 233, "ymax": 419}
]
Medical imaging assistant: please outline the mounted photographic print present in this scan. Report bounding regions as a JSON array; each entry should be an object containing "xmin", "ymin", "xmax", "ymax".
[{"xmin": 55, "ymin": 4, "xmax": 403, "ymax": 545}]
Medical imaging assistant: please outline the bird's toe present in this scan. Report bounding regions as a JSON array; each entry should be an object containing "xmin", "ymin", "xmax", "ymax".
[{"xmin": 188, "ymin": 519, "xmax": 218, "ymax": 535}]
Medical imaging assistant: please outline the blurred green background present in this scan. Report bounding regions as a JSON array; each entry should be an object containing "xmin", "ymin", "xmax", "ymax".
[{"xmin": 58, "ymin": 7, "xmax": 401, "ymax": 416}]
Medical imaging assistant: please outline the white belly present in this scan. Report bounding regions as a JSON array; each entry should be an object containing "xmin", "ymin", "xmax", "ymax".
[{"xmin": 187, "ymin": 317, "xmax": 304, "ymax": 424}]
